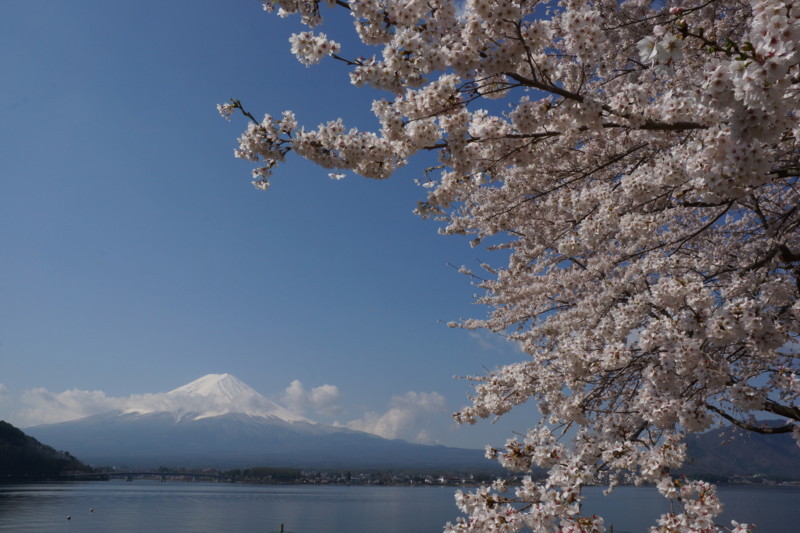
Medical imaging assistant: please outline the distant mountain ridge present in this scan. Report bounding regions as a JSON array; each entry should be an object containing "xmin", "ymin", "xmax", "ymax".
[
  {"xmin": 25, "ymin": 374, "xmax": 492, "ymax": 471},
  {"xmin": 27, "ymin": 374, "xmax": 797, "ymax": 478},
  {"xmin": 682, "ymin": 421, "xmax": 800, "ymax": 480}
]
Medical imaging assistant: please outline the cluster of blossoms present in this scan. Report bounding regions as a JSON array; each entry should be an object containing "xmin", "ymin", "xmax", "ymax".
[
  {"xmin": 288, "ymin": 31, "xmax": 341, "ymax": 66},
  {"xmin": 224, "ymin": 0, "xmax": 800, "ymax": 530},
  {"xmin": 637, "ymin": 26, "xmax": 683, "ymax": 73}
]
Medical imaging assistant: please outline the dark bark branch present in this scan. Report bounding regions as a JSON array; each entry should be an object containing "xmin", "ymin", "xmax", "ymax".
[
  {"xmin": 771, "ymin": 166, "xmax": 800, "ymax": 178},
  {"xmin": 743, "ymin": 243, "xmax": 800, "ymax": 273},
  {"xmin": 488, "ymin": 142, "xmax": 649, "ymax": 220},
  {"xmin": 230, "ymin": 99, "xmax": 260, "ymax": 125},
  {"xmin": 504, "ymin": 72, "xmax": 707, "ymax": 132},
  {"xmin": 764, "ymin": 399, "xmax": 800, "ymax": 422},
  {"xmin": 706, "ymin": 403, "xmax": 797, "ymax": 433}
]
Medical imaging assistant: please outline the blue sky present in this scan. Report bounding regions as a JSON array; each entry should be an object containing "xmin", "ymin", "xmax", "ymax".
[{"xmin": 0, "ymin": 1, "xmax": 537, "ymax": 448}]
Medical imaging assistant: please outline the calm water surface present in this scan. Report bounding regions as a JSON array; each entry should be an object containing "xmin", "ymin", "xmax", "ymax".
[{"xmin": 0, "ymin": 481, "xmax": 797, "ymax": 532}]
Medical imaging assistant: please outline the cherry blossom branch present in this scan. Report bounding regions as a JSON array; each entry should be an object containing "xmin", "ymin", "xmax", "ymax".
[
  {"xmin": 487, "ymin": 142, "xmax": 650, "ymax": 221},
  {"xmin": 227, "ymin": 3, "xmax": 800, "ymax": 530},
  {"xmin": 705, "ymin": 403, "xmax": 797, "ymax": 433}
]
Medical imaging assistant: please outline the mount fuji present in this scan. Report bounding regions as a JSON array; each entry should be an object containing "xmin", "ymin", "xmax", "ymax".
[
  {"xmin": 25, "ymin": 374, "xmax": 490, "ymax": 470},
  {"xmin": 119, "ymin": 373, "xmax": 309, "ymax": 423}
]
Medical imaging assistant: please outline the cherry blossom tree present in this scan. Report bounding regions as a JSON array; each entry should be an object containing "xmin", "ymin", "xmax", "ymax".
[{"xmin": 221, "ymin": 1, "xmax": 800, "ymax": 531}]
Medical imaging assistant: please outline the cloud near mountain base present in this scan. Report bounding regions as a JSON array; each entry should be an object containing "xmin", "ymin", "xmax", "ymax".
[
  {"xmin": 341, "ymin": 391, "xmax": 448, "ymax": 444},
  {"xmin": 13, "ymin": 388, "xmax": 127, "ymax": 426},
  {"xmin": 281, "ymin": 379, "xmax": 342, "ymax": 417}
]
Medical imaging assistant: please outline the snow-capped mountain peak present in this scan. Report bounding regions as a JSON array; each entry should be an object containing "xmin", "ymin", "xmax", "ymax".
[
  {"xmin": 123, "ymin": 373, "xmax": 309, "ymax": 423},
  {"xmin": 168, "ymin": 373, "xmax": 259, "ymax": 401}
]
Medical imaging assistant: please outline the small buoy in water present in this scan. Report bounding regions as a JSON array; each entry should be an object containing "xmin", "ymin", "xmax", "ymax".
[
  {"xmin": 89, "ymin": 508, "xmax": 94, "ymax": 512},
  {"xmin": 66, "ymin": 515, "xmax": 71, "ymax": 520}
]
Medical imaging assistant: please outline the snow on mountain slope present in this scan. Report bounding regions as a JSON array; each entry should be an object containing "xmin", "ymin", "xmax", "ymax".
[
  {"xmin": 122, "ymin": 373, "xmax": 309, "ymax": 423},
  {"xmin": 169, "ymin": 373, "xmax": 258, "ymax": 399}
]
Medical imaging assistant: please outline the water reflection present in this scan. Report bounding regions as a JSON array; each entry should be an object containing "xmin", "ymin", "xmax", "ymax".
[{"xmin": 0, "ymin": 481, "xmax": 797, "ymax": 532}]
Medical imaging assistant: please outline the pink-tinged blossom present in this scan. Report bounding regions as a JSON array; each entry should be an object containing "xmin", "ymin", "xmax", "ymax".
[
  {"xmin": 223, "ymin": 0, "xmax": 800, "ymax": 530},
  {"xmin": 289, "ymin": 31, "xmax": 341, "ymax": 66}
]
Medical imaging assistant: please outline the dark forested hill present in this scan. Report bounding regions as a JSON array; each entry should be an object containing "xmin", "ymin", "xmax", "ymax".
[{"xmin": 0, "ymin": 420, "xmax": 92, "ymax": 481}]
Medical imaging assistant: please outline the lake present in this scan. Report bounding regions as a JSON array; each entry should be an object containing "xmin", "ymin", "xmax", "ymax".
[{"xmin": 0, "ymin": 481, "xmax": 797, "ymax": 532}]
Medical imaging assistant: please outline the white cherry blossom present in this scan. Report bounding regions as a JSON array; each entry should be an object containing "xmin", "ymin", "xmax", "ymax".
[{"xmin": 223, "ymin": 1, "xmax": 799, "ymax": 531}]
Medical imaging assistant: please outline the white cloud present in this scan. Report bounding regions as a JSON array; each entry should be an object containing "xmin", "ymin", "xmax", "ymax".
[
  {"xmin": 6, "ymin": 381, "xmax": 319, "ymax": 427},
  {"xmin": 281, "ymin": 379, "xmax": 342, "ymax": 417},
  {"xmin": 343, "ymin": 391, "xmax": 448, "ymax": 444},
  {"xmin": 468, "ymin": 331, "xmax": 498, "ymax": 351},
  {"xmin": 0, "ymin": 384, "xmax": 9, "ymax": 404},
  {"xmin": 0, "ymin": 384, "xmax": 14, "ymax": 421},
  {"xmin": 2, "ymin": 380, "xmax": 449, "ymax": 446},
  {"xmin": 467, "ymin": 331, "xmax": 524, "ymax": 353},
  {"xmin": 15, "ymin": 387, "xmax": 127, "ymax": 427}
]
